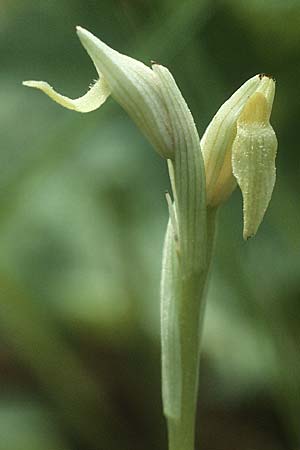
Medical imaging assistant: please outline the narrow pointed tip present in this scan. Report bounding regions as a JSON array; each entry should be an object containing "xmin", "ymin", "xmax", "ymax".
[
  {"xmin": 22, "ymin": 80, "xmax": 33, "ymax": 87},
  {"xmin": 76, "ymin": 25, "xmax": 87, "ymax": 36},
  {"xmin": 76, "ymin": 26, "xmax": 97, "ymax": 48},
  {"xmin": 74, "ymin": 26, "xmax": 116, "ymax": 80},
  {"xmin": 22, "ymin": 80, "xmax": 48, "ymax": 90},
  {"xmin": 76, "ymin": 26, "xmax": 95, "ymax": 43},
  {"xmin": 75, "ymin": 26, "xmax": 104, "ymax": 57}
]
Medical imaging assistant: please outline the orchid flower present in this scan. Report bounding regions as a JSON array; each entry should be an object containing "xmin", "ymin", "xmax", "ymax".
[
  {"xmin": 23, "ymin": 27, "xmax": 277, "ymax": 239},
  {"xmin": 23, "ymin": 27, "xmax": 278, "ymax": 450}
]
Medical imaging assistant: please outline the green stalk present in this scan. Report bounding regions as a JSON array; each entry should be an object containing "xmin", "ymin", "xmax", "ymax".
[
  {"xmin": 158, "ymin": 57, "xmax": 219, "ymax": 450},
  {"xmin": 164, "ymin": 207, "xmax": 217, "ymax": 450}
]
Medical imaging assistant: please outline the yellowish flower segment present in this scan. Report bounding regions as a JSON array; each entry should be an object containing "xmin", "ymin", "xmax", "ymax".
[{"xmin": 232, "ymin": 89, "xmax": 277, "ymax": 239}]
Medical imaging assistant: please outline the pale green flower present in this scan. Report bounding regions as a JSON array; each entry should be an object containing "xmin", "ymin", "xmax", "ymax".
[{"xmin": 23, "ymin": 27, "xmax": 277, "ymax": 239}]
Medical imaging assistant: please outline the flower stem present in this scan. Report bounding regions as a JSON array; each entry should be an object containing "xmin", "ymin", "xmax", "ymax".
[{"xmin": 164, "ymin": 207, "xmax": 218, "ymax": 450}]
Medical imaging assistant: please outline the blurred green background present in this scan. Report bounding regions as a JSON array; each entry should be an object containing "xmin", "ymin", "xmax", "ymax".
[{"xmin": 1, "ymin": 1, "xmax": 300, "ymax": 449}]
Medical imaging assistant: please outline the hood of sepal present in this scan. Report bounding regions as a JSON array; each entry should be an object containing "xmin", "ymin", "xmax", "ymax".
[
  {"xmin": 200, "ymin": 74, "xmax": 262, "ymax": 207},
  {"xmin": 23, "ymin": 26, "xmax": 174, "ymax": 160},
  {"xmin": 76, "ymin": 27, "xmax": 173, "ymax": 159}
]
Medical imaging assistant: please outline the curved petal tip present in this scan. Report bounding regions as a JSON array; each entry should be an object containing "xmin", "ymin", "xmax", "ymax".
[{"xmin": 22, "ymin": 78, "xmax": 111, "ymax": 113}]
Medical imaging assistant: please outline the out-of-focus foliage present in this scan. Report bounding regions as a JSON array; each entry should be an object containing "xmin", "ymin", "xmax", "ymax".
[{"xmin": 0, "ymin": 1, "xmax": 299, "ymax": 449}]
